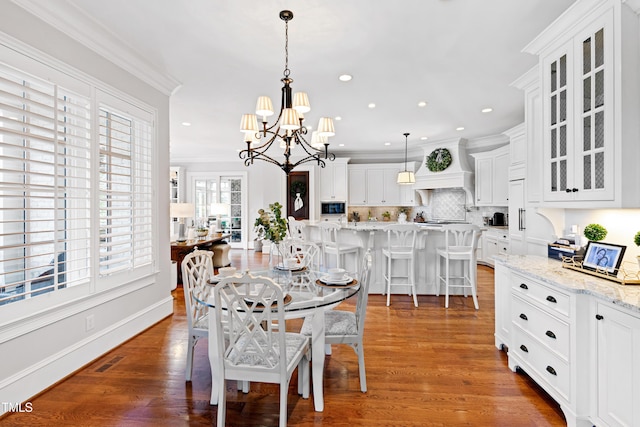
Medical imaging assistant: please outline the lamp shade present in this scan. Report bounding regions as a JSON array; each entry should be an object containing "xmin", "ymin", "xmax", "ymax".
[
  {"xmin": 255, "ymin": 96, "xmax": 274, "ymax": 118},
  {"xmin": 292, "ymin": 92, "xmax": 311, "ymax": 114},
  {"xmin": 317, "ymin": 117, "xmax": 335, "ymax": 137},
  {"xmin": 397, "ymin": 171, "xmax": 416, "ymax": 185},
  {"xmin": 210, "ymin": 202, "xmax": 231, "ymax": 216},
  {"xmin": 280, "ymin": 108, "xmax": 300, "ymax": 130},
  {"xmin": 310, "ymin": 131, "xmax": 327, "ymax": 149},
  {"xmin": 240, "ymin": 114, "xmax": 259, "ymax": 132},
  {"xmin": 170, "ymin": 202, "xmax": 194, "ymax": 218}
]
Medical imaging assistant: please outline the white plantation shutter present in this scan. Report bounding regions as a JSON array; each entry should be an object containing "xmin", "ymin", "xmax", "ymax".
[
  {"xmin": 98, "ymin": 103, "xmax": 153, "ymax": 276},
  {"xmin": 0, "ymin": 62, "xmax": 91, "ymax": 305}
]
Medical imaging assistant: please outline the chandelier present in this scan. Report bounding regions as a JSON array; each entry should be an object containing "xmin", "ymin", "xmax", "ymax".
[
  {"xmin": 397, "ymin": 132, "xmax": 416, "ymax": 184},
  {"xmin": 238, "ymin": 10, "xmax": 336, "ymax": 175}
]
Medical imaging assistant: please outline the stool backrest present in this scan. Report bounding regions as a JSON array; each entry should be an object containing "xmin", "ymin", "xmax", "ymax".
[
  {"xmin": 383, "ymin": 223, "xmax": 419, "ymax": 253},
  {"xmin": 442, "ymin": 224, "xmax": 481, "ymax": 254},
  {"xmin": 319, "ymin": 221, "xmax": 341, "ymax": 249},
  {"xmin": 287, "ymin": 216, "xmax": 306, "ymax": 239}
]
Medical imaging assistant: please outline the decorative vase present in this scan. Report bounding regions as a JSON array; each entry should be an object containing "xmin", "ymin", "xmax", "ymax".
[
  {"xmin": 269, "ymin": 241, "xmax": 285, "ymax": 269},
  {"xmin": 398, "ymin": 213, "xmax": 407, "ymax": 223}
]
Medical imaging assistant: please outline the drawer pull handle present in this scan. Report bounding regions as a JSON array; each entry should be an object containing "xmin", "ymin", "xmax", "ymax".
[
  {"xmin": 545, "ymin": 330, "xmax": 557, "ymax": 339},
  {"xmin": 519, "ymin": 313, "xmax": 528, "ymax": 321},
  {"xmin": 546, "ymin": 366, "xmax": 557, "ymax": 376},
  {"xmin": 520, "ymin": 344, "xmax": 528, "ymax": 353},
  {"xmin": 519, "ymin": 283, "xmax": 528, "ymax": 290},
  {"xmin": 595, "ymin": 314, "xmax": 604, "ymax": 320},
  {"xmin": 546, "ymin": 295, "xmax": 557, "ymax": 303}
]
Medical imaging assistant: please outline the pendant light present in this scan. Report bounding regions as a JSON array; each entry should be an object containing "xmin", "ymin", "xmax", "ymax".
[{"xmin": 397, "ymin": 132, "xmax": 416, "ymax": 184}]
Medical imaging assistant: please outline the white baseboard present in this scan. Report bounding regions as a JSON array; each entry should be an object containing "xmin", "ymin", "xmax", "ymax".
[{"xmin": 0, "ymin": 296, "xmax": 173, "ymax": 416}]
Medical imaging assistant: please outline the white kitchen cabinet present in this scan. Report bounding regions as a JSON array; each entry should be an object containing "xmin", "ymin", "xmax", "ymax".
[
  {"xmin": 319, "ymin": 161, "xmax": 348, "ymax": 201},
  {"xmin": 524, "ymin": 0, "xmax": 640, "ymax": 208},
  {"xmin": 472, "ymin": 145, "xmax": 510, "ymax": 207},
  {"xmin": 494, "ymin": 263, "xmax": 511, "ymax": 350},
  {"xmin": 483, "ymin": 227, "xmax": 509, "ymax": 266},
  {"xmin": 348, "ymin": 168, "xmax": 367, "ymax": 205},
  {"xmin": 593, "ymin": 301, "xmax": 640, "ymax": 427},
  {"xmin": 347, "ymin": 164, "xmax": 406, "ymax": 206}
]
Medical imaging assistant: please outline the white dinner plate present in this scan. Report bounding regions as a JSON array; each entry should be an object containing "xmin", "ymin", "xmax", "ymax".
[{"xmin": 319, "ymin": 275, "xmax": 353, "ymax": 285}]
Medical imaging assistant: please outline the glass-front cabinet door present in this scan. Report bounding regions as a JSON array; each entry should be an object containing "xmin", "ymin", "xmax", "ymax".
[{"xmin": 542, "ymin": 11, "xmax": 613, "ymax": 204}]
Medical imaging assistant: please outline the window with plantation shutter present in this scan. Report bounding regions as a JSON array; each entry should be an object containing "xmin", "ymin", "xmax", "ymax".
[
  {"xmin": 0, "ymin": 62, "xmax": 92, "ymax": 305},
  {"xmin": 98, "ymin": 103, "xmax": 153, "ymax": 276}
]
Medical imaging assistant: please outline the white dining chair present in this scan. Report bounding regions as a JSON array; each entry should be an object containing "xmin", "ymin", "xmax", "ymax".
[
  {"xmin": 213, "ymin": 272, "xmax": 310, "ymax": 427},
  {"xmin": 382, "ymin": 223, "xmax": 419, "ymax": 307},
  {"xmin": 300, "ymin": 249, "xmax": 373, "ymax": 392},
  {"xmin": 436, "ymin": 224, "xmax": 481, "ymax": 309},
  {"xmin": 181, "ymin": 249, "xmax": 214, "ymax": 381},
  {"xmin": 287, "ymin": 216, "xmax": 306, "ymax": 240},
  {"xmin": 319, "ymin": 221, "xmax": 360, "ymax": 274}
]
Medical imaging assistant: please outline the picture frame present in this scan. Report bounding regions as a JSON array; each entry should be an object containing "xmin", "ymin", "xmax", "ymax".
[{"xmin": 582, "ymin": 241, "xmax": 626, "ymax": 274}]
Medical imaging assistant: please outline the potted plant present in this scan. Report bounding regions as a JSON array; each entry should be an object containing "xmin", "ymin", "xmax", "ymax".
[
  {"xmin": 634, "ymin": 231, "xmax": 640, "ymax": 268},
  {"xmin": 583, "ymin": 223, "xmax": 607, "ymax": 242},
  {"xmin": 382, "ymin": 211, "xmax": 391, "ymax": 221},
  {"xmin": 254, "ymin": 202, "xmax": 288, "ymax": 264}
]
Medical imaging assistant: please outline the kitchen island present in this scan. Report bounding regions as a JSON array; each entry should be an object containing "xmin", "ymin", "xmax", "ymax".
[{"xmin": 305, "ymin": 221, "xmax": 479, "ymax": 296}]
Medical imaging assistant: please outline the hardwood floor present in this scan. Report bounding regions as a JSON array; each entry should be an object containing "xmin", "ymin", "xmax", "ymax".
[{"xmin": 2, "ymin": 250, "xmax": 566, "ymax": 426}]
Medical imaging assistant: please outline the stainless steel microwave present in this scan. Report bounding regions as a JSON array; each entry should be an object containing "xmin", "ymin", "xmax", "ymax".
[{"xmin": 321, "ymin": 201, "xmax": 346, "ymax": 215}]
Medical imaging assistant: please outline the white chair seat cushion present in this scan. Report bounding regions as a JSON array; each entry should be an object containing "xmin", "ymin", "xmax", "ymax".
[
  {"xmin": 193, "ymin": 314, "xmax": 209, "ymax": 330},
  {"xmin": 300, "ymin": 310, "xmax": 357, "ymax": 337},
  {"xmin": 227, "ymin": 332, "xmax": 308, "ymax": 368}
]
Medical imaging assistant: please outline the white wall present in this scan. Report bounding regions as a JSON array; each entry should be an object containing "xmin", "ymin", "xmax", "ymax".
[
  {"xmin": 0, "ymin": 3, "xmax": 173, "ymax": 412},
  {"xmin": 564, "ymin": 209, "xmax": 640, "ymax": 264}
]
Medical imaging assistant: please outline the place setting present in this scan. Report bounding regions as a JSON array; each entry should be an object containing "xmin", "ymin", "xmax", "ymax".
[
  {"xmin": 316, "ymin": 268, "xmax": 358, "ymax": 288},
  {"xmin": 273, "ymin": 257, "xmax": 307, "ymax": 272}
]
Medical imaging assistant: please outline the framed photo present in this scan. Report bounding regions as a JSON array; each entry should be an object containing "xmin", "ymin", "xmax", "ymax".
[{"xmin": 582, "ymin": 241, "xmax": 626, "ymax": 274}]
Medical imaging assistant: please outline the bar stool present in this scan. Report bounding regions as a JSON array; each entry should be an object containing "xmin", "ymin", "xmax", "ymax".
[
  {"xmin": 382, "ymin": 223, "xmax": 419, "ymax": 307},
  {"xmin": 287, "ymin": 216, "xmax": 306, "ymax": 239},
  {"xmin": 435, "ymin": 224, "xmax": 481, "ymax": 309},
  {"xmin": 319, "ymin": 221, "xmax": 360, "ymax": 274}
]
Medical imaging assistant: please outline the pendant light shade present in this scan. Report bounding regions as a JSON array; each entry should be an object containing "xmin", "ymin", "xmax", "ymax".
[
  {"xmin": 240, "ymin": 114, "xmax": 259, "ymax": 133},
  {"xmin": 255, "ymin": 96, "xmax": 274, "ymax": 119},
  {"xmin": 397, "ymin": 132, "xmax": 416, "ymax": 185},
  {"xmin": 317, "ymin": 117, "xmax": 335, "ymax": 137}
]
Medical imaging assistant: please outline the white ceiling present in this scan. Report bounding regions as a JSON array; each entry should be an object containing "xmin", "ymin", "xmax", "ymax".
[{"xmin": 51, "ymin": 0, "xmax": 575, "ymax": 163}]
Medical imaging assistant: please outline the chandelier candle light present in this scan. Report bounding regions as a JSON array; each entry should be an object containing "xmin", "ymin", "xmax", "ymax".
[
  {"xmin": 239, "ymin": 10, "xmax": 336, "ymax": 175},
  {"xmin": 397, "ymin": 132, "xmax": 416, "ymax": 184}
]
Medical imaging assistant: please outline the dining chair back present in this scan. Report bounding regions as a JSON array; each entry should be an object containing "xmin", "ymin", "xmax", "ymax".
[
  {"xmin": 213, "ymin": 272, "xmax": 310, "ymax": 427},
  {"xmin": 287, "ymin": 216, "xmax": 306, "ymax": 239},
  {"xmin": 181, "ymin": 249, "xmax": 214, "ymax": 381},
  {"xmin": 436, "ymin": 224, "xmax": 481, "ymax": 309},
  {"xmin": 382, "ymin": 223, "xmax": 419, "ymax": 307},
  {"xmin": 319, "ymin": 221, "xmax": 360, "ymax": 273},
  {"xmin": 282, "ymin": 238, "xmax": 321, "ymax": 271},
  {"xmin": 300, "ymin": 249, "xmax": 373, "ymax": 392}
]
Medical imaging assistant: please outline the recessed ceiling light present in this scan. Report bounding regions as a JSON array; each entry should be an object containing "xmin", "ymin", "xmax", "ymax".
[
  {"xmin": 181, "ymin": 122, "xmax": 191, "ymax": 126},
  {"xmin": 306, "ymin": 125, "xmax": 313, "ymax": 130},
  {"xmin": 339, "ymin": 143, "xmax": 345, "ymax": 147},
  {"xmin": 368, "ymin": 103, "xmax": 376, "ymax": 109},
  {"xmin": 456, "ymin": 127, "xmax": 465, "ymax": 131},
  {"xmin": 339, "ymin": 74, "xmax": 352, "ymax": 82},
  {"xmin": 420, "ymin": 136, "xmax": 428, "ymax": 140},
  {"xmin": 334, "ymin": 116, "xmax": 342, "ymax": 121},
  {"xmin": 418, "ymin": 101, "xmax": 427, "ymax": 107},
  {"xmin": 481, "ymin": 107, "xmax": 493, "ymax": 113},
  {"xmin": 384, "ymin": 142, "xmax": 391, "ymax": 146}
]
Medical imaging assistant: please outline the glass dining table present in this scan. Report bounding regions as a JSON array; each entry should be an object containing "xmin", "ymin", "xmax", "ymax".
[{"xmin": 198, "ymin": 267, "xmax": 360, "ymax": 412}]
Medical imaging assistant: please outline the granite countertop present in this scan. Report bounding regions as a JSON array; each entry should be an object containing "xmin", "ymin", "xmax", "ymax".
[{"xmin": 495, "ymin": 254, "xmax": 640, "ymax": 313}]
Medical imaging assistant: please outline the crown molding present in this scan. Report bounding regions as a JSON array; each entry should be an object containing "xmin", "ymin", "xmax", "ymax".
[{"xmin": 10, "ymin": 0, "xmax": 181, "ymax": 96}]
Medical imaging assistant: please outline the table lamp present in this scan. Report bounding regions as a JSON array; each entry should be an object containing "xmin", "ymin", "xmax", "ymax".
[
  {"xmin": 170, "ymin": 202, "xmax": 194, "ymax": 242},
  {"xmin": 210, "ymin": 202, "xmax": 231, "ymax": 232}
]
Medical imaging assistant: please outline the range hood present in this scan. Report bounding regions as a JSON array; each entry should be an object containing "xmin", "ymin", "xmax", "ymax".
[{"xmin": 413, "ymin": 138, "xmax": 474, "ymax": 206}]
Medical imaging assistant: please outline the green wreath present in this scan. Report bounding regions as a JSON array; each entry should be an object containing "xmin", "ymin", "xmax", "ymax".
[
  {"xmin": 290, "ymin": 181, "xmax": 307, "ymax": 197},
  {"xmin": 426, "ymin": 148, "xmax": 452, "ymax": 172}
]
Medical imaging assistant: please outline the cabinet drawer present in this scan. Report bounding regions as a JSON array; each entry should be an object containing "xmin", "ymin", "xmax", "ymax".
[
  {"xmin": 511, "ymin": 327, "xmax": 571, "ymax": 401},
  {"xmin": 511, "ymin": 295, "xmax": 570, "ymax": 360},
  {"xmin": 511, "ymin": 273, "xmax": 570, "ymax": 318}
]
